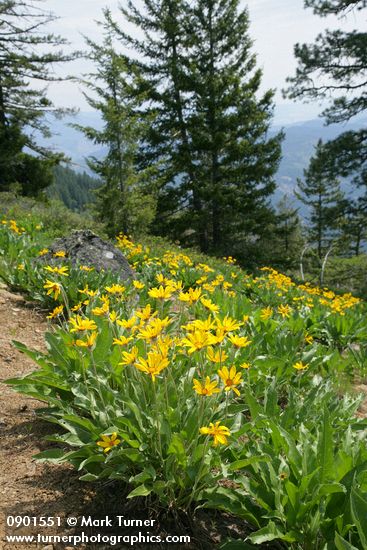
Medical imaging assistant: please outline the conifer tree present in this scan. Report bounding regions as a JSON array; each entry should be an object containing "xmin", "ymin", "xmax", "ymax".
[
  {"xmin": 285, "ymin": 0, "xmax": 367, "ymax": 204},
  {"xmin": 0, "ymin": 0, "xmax": 77, "ymax": 194},
  {"xmin": 103, "ymin": 0, "xmax": 283, "ymax": 257},
  {"xmin": 76, "ymin": 32, "xmax": 159, "ymax": 237},
  {"xmin": 296, "ymin": 140, "xmax": 344, "ymax": 259}
]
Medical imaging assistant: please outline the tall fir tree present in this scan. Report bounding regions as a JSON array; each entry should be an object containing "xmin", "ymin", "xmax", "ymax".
[
  {"xmin": 104, "ymin": 0, "xmax": 283, "ymax": 258},
  {"xmin": 0, "ymin": 0, "xmax": 78, "ymax": 195},
  {"xmin": 296, "ymin": 140, "xmax": 344, "ymax": 259},
  {"xmin": 75, "ymin": 31, "xmax": 159, "ymax": 237},
  {"xmin": 284, "ymin": 0, "xmax": 367, "ymax": 209}
]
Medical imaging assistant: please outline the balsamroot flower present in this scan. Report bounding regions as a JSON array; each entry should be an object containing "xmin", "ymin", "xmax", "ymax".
[{"xmin": 200, "ymin": 421, "xmax": 231, "ymax": 446}]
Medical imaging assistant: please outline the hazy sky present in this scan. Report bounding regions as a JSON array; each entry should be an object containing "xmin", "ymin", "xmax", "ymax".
[{"xmin": 44, "ymin": 0, "xmax": 364, "ymax": 124}]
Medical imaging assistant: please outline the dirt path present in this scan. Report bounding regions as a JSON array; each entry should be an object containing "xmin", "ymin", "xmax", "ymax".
[{"xmin": 0, "ymin": 285, "xmax": 95, "ymax": 550}]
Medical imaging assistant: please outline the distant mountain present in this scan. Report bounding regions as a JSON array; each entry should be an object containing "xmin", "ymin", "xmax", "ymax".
[{"xmin": 42, "ymin": 111, "xmax": 366, "ymax": 213}]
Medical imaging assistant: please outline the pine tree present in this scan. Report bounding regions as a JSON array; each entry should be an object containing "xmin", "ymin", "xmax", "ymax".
[
  {"xmin": 296, "ymin": 140, "xmax": 344, "ymax": 259},
  {"xmin": 104, "ymin": 0, "xmax": 283, "ymax": 257},
  {"xmin": 284, "ymin": 0, "xmax": 367, "ymax": 203},
  {"xmin": 75, "ymin": 31, "xmax": 159, "ymax": 237},
  {"xmin": 0, "ymin": 0, "xmax": 78, "ymax": 194},
  {"xmin": 274, "ymin": 195, "xmax": 302, "ymax": 264}
]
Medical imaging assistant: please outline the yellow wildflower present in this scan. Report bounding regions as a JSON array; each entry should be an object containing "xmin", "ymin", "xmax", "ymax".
[
  {"xmin": 216, "ymin": 315, "xmax": 242, "ymax": 334},
  {"xmin": 260, "ymin": 306, "xmax": 272, "ymax": 320},
  {"xmin": 135, "ymin": 352, "xmax": 169, "ymax": 381},
  {"xmin": 228, "ymin": 335, "xmax": 252, "ymax": 348},
  {"xmin": 200, "ymin": 421, "xmax": 231, "ymax": 446},
  {"xmin": 133, "ymin": 280, "xmax": 145, "ymax": 290},
  {"xmin": 97, "ymin": 432, "xmax": 121, "ymax": 453},
  {"xmin": 44, "ymin": 265, "xmax": 69, "ymax": 276},
  {"xmin": 113, "ymin": 336, "xmax": 133, "ymax": 346},
  {"xmin": 179, "ymin": 287, "xmax": 202, "ymax": 305},
  {"xmin": 38, "ymin": 248, "xmax": 49, "ymax": 256},
  {"xmin": 53, "ymin": 250, "xmax": 66, "ymax": 258},
  {"xmin": 47, "ymin": 305, "xmax": 64, "ymax": 319},
  {"xmin": 293, "ymin": 361, "xmax": 308, "ymax": 371},
  {"xmin": 75, "ymin": 331, "xmax": 97, "ymax": 349},
  {"xmin": 218, "ymin": 366, "xmax": 243, "ymax": 396},
  {"xmin": 119, "ymin": 346, "xmax": 139, "ymax": 366},
  {"xmin": 69, "ymin": 315, "xmax": 97, "ymax": 332},
  {"xmin": 278, "ymin": 304, "xmax": 292, "ymax": 318},
  {"xmin": 105, "ymin": 284, "xmax": 125, "ymax": 294},
  {"xmin": 193, "ymin": 376, "xmax": 220, "ymax": 396},
  {"xmin": 200, "ymin": 297, "xmax": 220, "ymax": 313},
  {"xmin": 148, "ymin": 285, "xmax": 174, "ymax": 300},
  {"xmin": 116, "ymin": 316, "xmax": 137, "ymax": 330},
  {"xmin": 43, "ymin": 279, "xmax": 61, "ymax": 300},
  {"xmin": 206, "ymin": 346, "xmax": 228, "ymax": 363},
  {"xmin": 181, "ymin": 330, "xmax": 216, "ymax": 354}
]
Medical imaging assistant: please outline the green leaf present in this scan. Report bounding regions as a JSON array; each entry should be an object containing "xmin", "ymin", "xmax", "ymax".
[
  {"xmin": 32, "ymin": 448, "xmax": 66, "ymax": 462},
  {"xmin": 127, "ymin": 484, "xmax": 152, "ymax": 499},
  {"xmin": 317, "ymin": 407, "xmax": 334, "ymax": 483},
  {"xmin": 229, "ymin": 456, "xmax": 271, "ymax": 471},
  {"xmin": 350, "ymin": 486, "xmax": 367, "ymax": 549},
  {"xmin": 334, "ymin": 533, "xmax": 359, "ymax": 550},
  {"xmin": 247, "ymin": 521, "xmax": 296, "ymax": 544}
]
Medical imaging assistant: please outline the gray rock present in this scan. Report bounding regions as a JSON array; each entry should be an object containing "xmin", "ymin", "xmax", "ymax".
[{"xmin": 39, "ymin": 230, "xmax": 134, "ymax": 280}]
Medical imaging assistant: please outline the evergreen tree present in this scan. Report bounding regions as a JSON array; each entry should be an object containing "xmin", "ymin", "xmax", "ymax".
[
  {"xmin": 104, "ymin": 0, "xmax": 283, "ymax": 257},
  {"xmin": 75, "ymin": 31, "xmax": 159, "ymax": 237},
  {"xmin": 296, "ymin": 140, "xmax": 344, "ymax": 259},
  {"xmin": 284, "ymin": 0, "xmax": 367, "ymax": 202},
  {"xmin": 0, "ymin": 0, "xmax": 78, "ymax": 194},
  {"xmin": 274, "ymin": 195, "xmax": 302, "ymax": 266}
]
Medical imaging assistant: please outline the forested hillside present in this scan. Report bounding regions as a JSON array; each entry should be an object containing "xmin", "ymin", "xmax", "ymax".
[{"xmin": 48, "ymin": 165, "xmax": 101, "ymax": 211}]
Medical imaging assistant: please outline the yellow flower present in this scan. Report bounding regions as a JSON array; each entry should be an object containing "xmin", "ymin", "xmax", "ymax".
[
  {"xmin": 305, "ymin": 334, "xmax": 314, "ymax": 345},
  {"xmin": 133, "ymin": 280, "xmax": 145, "ymax": 290},
  {"xmin": 71, "ymin": 302, "xmax": 83, "ymax": 312},
  {"xmin": 148, "ymin": 285, "xmax": 174, "ymax": 300},
  {"xmin": 79, "ymin": 265, "xmax": 94, "ymax": 272},
  {"xmin": 119, "ymin": 346, "xmax": 139, "ymax": 366},
  {"xmin": 47, "ymin": 305, "xmax": 64, "ymax": 319},
  {"xmin": 116, "ymin": 316, "xmax": 137, "ymax": 330},
  {"xmin": 217, "ymin": 366, "xmax": 243, "ymax": 396},
  {"xmin": 44, "ymin": 265, "xmax": 69, "ymax": 276},
  {"xmin": 293, "ymin": 361, "xmax": 308, "ymax": 371},
  {"xmin": 200, "ymin": 421, "xmax": 231, "ymax": 446},
  {"xmin": 228, "ymin": 335, "xmax": 252, "ymax": 348},
  {"xmin": 216, "ymin": 315, "xmax": 242, "ymax": 334},
  {"xmin": 109, "ymin": 311, "xmax": 118, "ymax": 322},
  {"xmin": 38, "ymin": 248, "xmax": 49, "ymax": 256},
  {"xmin": 182, "ymin": 317, "xmax": 216, "ymax": 332},
  {"xmin": 43, "ymin": 279, "xmax": 61, "ymax": 300},
  {"xmin": 97, "ymin": 432, "xmax": 121, "ymax": 453},
  {"xmin": 193, "ymin": 377, "xmax": 220, "ymax": 396},
  {"xmin": 240, "ymin": 362, "xmax": 251, "ymax": 369},
  {"xmin": 105, "ymin": 284, "xmax": 125, "ymax": 294},
  {"xmin": 278, "ymin": 304, "xmax": 292, "ymax": 318},
  {"xmin": 181, "ymin": 330, "xmax": 216, "ymax": 354},
  {"xmin": 136, "ymin": 304, "xmax": 156, "ymax": 322},
  {"xmin": 179, "ymin": 287, "xmax": 202, "ymax": 305},
  {"xmin": 75, "ymin": 331, "xmax": 97, "ymax": 349},
  {"xmin": 206, "ymin": 346, "xmax": 228, "ymax": 363},
  {"xmin": 260, "ymin": 306, "xmax": 272, "ymax": 320},
  {"xmin": 53, "ymin": 250, "xmax": 66, "ymax": 258},
  {"xmin": 69, "ymin": 315, "xmax": 97, "ymax": 332},
  {"xmin": 17, "ymin": 263, "xmax": 25, "ymax": 270},
  {"xmin": 135, "ymin": 352, "xmax": 169, "ymax": 381},
  {"xmin": 200, "ymin": 297, "xmax": 220, "ymax": 313},
  {"xmin": 138, "ymin": 317, "xmax": 171, "ymax": 341},
  {"xmin": 92, "ymin": 302, "xmax": 109, "ymax": 316},
  {"xmin": 113, "ymin": 336, "xmax": 133, "ymax": 346}
]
